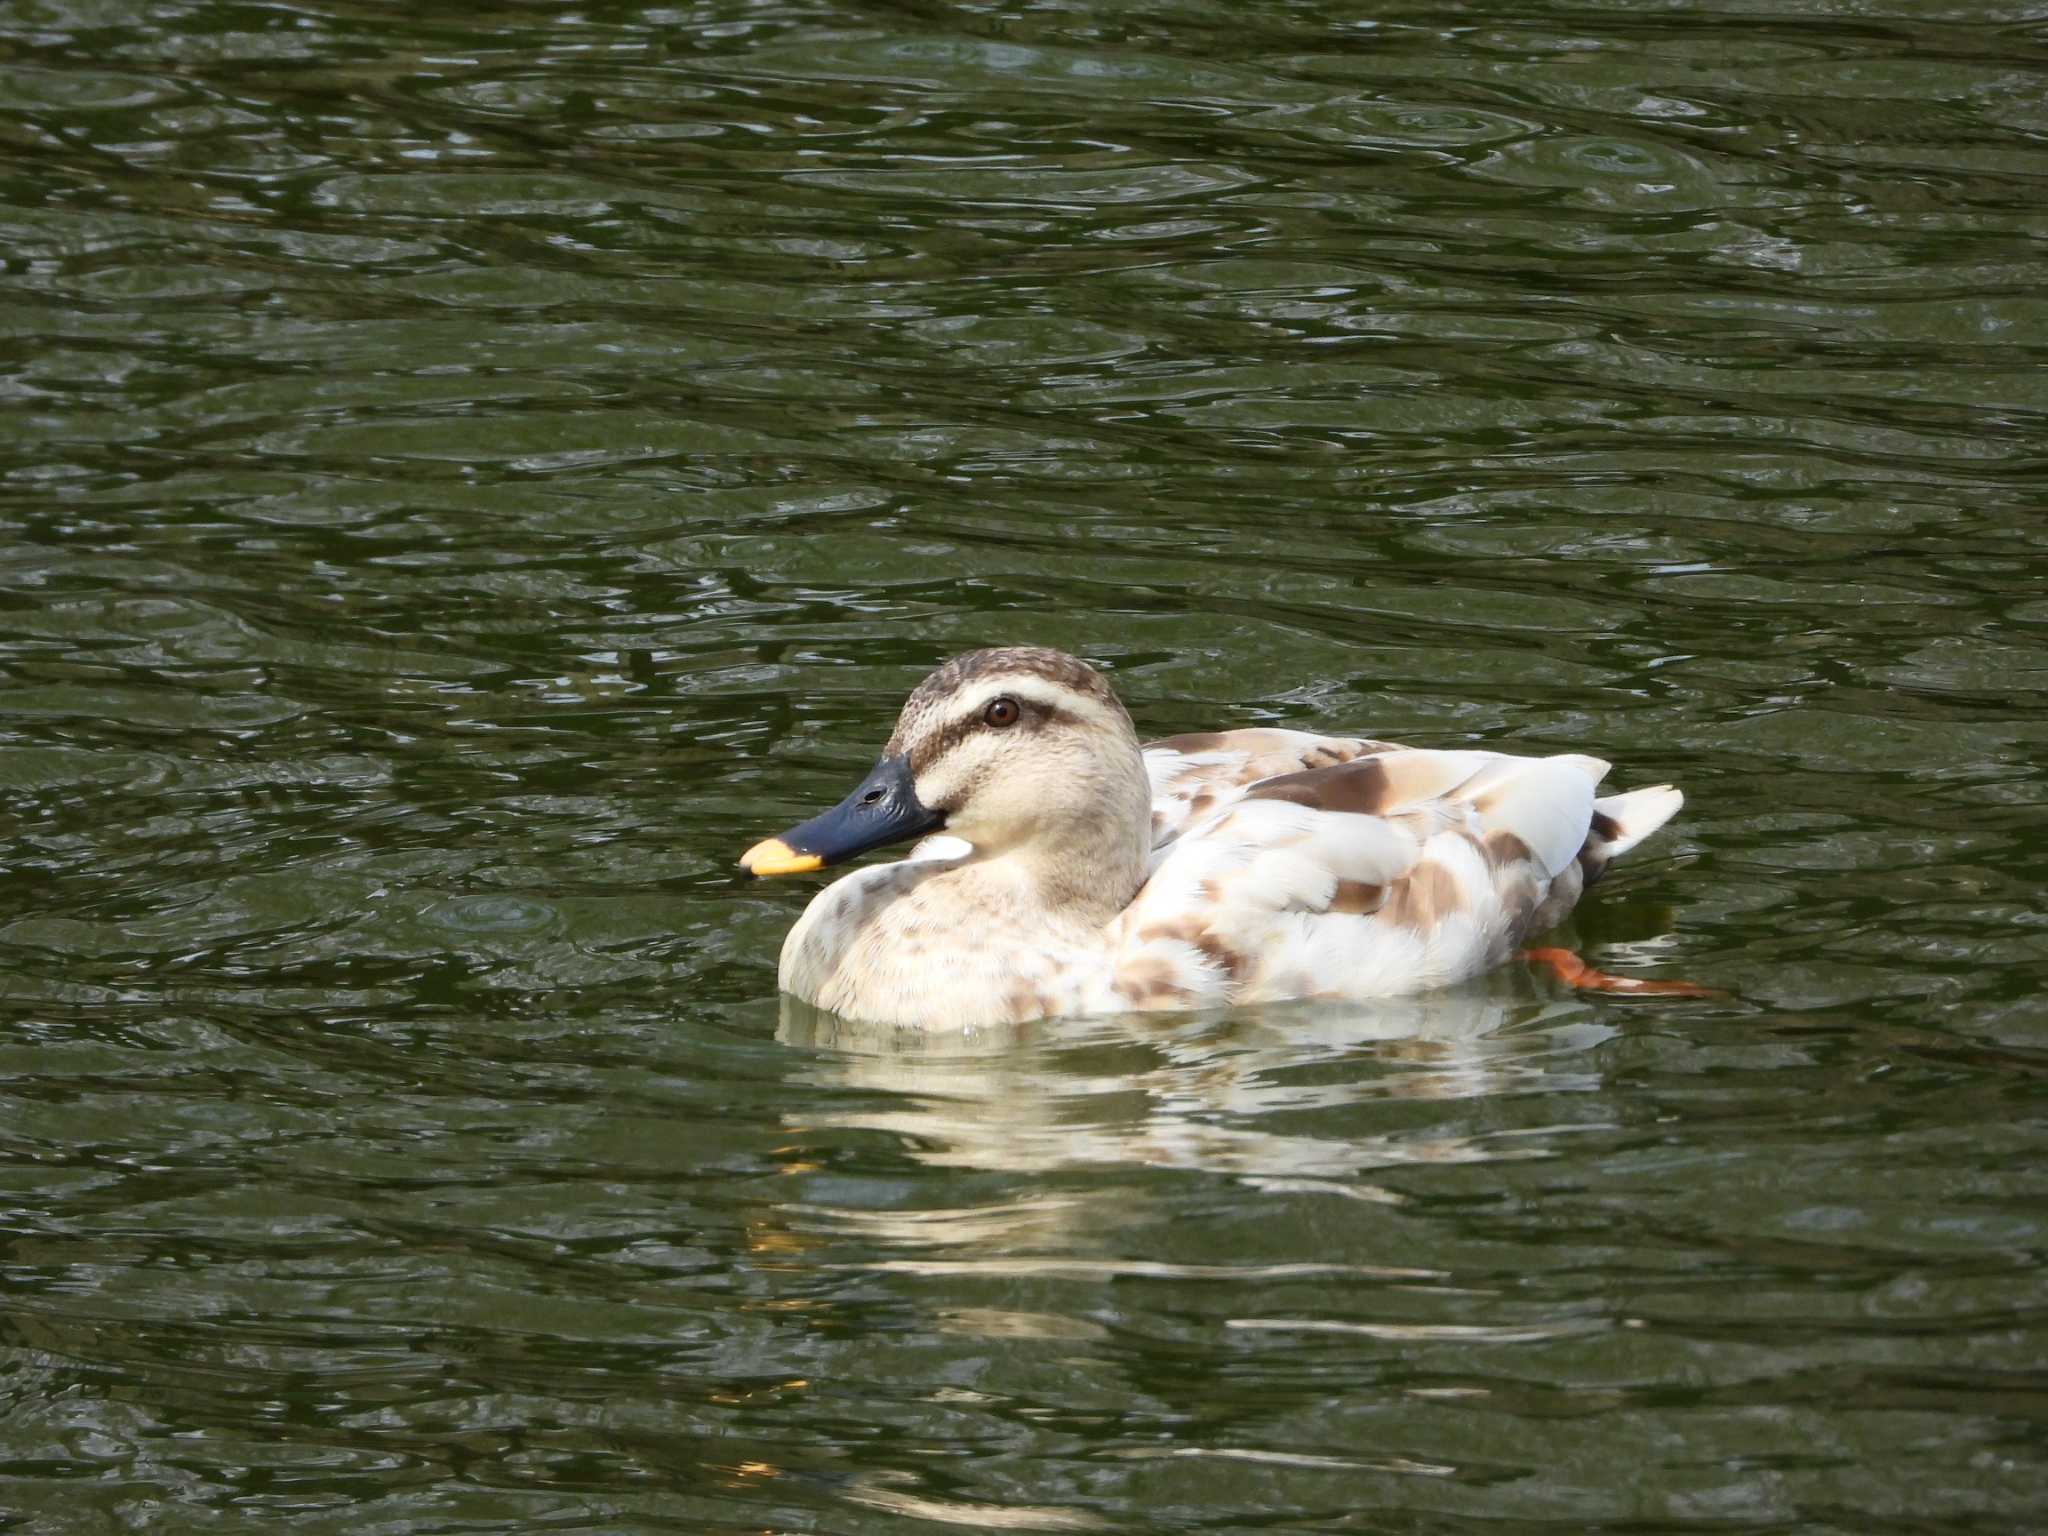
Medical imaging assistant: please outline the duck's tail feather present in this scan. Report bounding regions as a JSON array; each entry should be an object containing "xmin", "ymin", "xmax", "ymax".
[{"xmin": 1581, "ymin": 785, "xmax": 1683, "ymax": 887}]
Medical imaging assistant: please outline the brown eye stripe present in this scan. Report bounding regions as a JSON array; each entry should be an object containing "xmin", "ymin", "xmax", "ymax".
[{"xmin": 906, "ymin": 696, "xmax": 1085, "ymax": 773}]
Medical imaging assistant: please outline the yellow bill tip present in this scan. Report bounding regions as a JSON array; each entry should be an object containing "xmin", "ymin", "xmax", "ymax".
[{"xmin": 739, "ymin": 837, "xmax": 824, "ymax": 877}]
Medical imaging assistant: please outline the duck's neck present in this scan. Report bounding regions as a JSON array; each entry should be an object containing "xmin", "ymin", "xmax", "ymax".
[{"xmin": 984, "ymin": 749, "xmax": 1153, "ymax": 933}]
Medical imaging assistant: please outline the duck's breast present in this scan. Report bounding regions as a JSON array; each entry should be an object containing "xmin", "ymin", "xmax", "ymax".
[{"xmin": 781, "ymin": 855, "xmax": 1121, "ymax": 1029}]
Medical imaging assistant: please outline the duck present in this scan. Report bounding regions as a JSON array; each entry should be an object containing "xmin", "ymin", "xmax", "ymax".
[{"xmin": 740, "ymin": 647, "xmax": 1695, "ymax": 1029}]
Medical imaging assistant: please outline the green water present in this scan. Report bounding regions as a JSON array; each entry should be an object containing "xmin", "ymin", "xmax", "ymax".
[{"xmin": 3, "ymin": 1, "xmax": 2046, "ymax": 1530}]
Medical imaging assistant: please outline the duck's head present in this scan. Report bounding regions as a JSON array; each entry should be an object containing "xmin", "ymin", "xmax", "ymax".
[{"xmin": 740, "ymin": 647, "xmax": 1150, "ymax": 880}]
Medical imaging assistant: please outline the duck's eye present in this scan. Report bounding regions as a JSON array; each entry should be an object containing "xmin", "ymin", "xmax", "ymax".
[{"xmin": 983, "ymin": 696, "xmax": 1021, "ymax": 728}]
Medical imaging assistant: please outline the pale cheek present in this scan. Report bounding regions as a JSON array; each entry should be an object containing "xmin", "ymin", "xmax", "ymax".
[
  {"xmin": 916, "ymin": 742, "xmax": 1000, "ymax": 816},
  {"xmin": 914, "ymin": 765, "xmax": 959, "ymax": 810}
]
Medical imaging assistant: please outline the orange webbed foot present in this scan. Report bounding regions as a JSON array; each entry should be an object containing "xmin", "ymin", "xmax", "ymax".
[{"xmin": 1521, "ymin": 947, "xmax": 1721, "ymax": 999}]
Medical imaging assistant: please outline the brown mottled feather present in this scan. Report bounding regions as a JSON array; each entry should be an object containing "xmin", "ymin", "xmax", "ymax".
[
  {"xmin": 1482, "ymin": 829, "xmax": 1535, "ymax": 870},
  {"xmin": 1144, "ymin": 728, "xmax": 1403, "ymax": 847},
  {"xmin": 1138, "ymin": 912, "xmax": 1250, "ymax": 983},
  {"xmin": 1113, "ymin": 951, "xmax": 1184, "ymax": 1008},
  {"xmin": 1327, "ymin": 879, "xmax": 1385, "ymax": 915},
  {"xmin": 1244, "ymin": 760, "xmax": 1395, "ymax": 817},
  {"xmin": 1382, "ymin": 860, "xmax": 1465, "ymax": 930}
]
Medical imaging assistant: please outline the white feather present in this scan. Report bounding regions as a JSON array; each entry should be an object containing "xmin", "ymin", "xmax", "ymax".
[{"xmin": 1593, "ymin": 785, "xmax": 1684, "ymax": 858}]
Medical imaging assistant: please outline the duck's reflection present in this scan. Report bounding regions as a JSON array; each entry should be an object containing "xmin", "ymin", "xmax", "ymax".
[{"xmin": 774, "ymin": 981, "xmax": 1612, "ymax": 1237}]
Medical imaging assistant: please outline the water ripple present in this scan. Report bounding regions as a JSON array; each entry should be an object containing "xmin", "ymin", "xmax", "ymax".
[{"xmin": 1, "ymin": 0, "xmax": 2045, "ymax": 1530}]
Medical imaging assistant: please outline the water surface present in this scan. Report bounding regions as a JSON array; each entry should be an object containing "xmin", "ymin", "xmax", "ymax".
[{"xmin": 3, "ymin": 1, "xmax": 2046, "ymax": 1530}]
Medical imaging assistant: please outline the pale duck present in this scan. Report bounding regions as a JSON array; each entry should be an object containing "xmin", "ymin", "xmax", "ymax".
[{"xmin": 741, "ymin": 647, "xmax": 1693, "ymax": 1028}]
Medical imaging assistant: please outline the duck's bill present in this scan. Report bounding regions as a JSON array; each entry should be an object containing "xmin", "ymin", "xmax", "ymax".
[
  {"xmin": 738, "ymin": 752, "xmax": 946, "ymax": 877},
  {"xmin": 735, "ymin": 838, "xmax": 825, "ymax": 876}
]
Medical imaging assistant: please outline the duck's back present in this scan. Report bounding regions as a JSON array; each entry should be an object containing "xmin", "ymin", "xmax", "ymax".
[{"xmin": 1112, "ymin": 730, "xmax": 1682, "ymax": 1006}]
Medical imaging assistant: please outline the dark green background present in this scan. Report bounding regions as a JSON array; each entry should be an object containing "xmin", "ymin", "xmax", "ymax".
[{"xmin": 2, "ymin": 1, "xmax": 2045, "ymax": 1530}]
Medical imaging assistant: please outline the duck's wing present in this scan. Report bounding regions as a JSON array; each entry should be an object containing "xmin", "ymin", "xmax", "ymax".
[
  {"xmin": 1116, "ymin": 742, "xmax": 1682, "ymax": 1004},
  {"xmin": 1143, "ymin": 728, "xmax": 1403, "ymax": 848}
]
